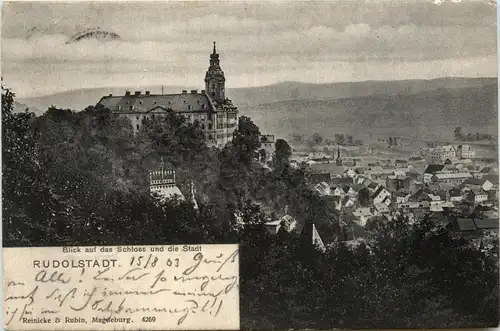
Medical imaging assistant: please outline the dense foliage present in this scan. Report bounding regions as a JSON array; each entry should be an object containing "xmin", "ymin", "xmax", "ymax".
[{"xmin": 2, "ymin": 86, "xmax": 498, "ymax": 328}]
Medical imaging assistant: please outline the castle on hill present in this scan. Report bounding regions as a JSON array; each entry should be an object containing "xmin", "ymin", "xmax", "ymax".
[{"xmin": 97, "ymin": 42, "xmax": 238, "ymax": 148}]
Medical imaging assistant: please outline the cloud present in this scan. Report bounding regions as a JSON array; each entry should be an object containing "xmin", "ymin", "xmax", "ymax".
[{"xmin": 1, "ymin": 1, "xmax": 496, "ymax": 97}]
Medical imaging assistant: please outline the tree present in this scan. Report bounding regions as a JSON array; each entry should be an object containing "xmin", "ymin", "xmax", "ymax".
[
  {"xmin": 346, "ymin": 135, "xmax": 353, "ymax": 145},
  {"xmin": 274, "ymin": 139, "xmax": 292, "ymax": 167},
  {"xmin": 393, "ymin": 137, "xmax": 398, "ymax": 146},
  {"xmin": 454, "ymin": 127, "xmax": 462, "ymax": 140},
  {"xmin": 388, "ymin": 136, "xmax": 393, "ymax": 146},
  {"xmin": 232, "ymin": 116, "xmax": 261, "ymax": 165}
]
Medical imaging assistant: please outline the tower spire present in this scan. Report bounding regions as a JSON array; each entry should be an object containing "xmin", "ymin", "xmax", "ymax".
[{"xmin": 205, "ymin": 42, "xmax": 225, "ymax": 102}]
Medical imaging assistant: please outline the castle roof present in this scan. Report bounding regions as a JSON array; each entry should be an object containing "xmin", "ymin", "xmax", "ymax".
[{"xmin": 98, "ymin": 92, "xmax": 217, "ymax": 114}]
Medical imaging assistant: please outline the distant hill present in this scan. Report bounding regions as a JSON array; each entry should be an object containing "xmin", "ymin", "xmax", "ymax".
[
  {"xmin": 13, "ymin": 101, "xmax": 41, "ymax": 114},
  {"xmin": 229, "ymin": 77, "xmax": 497, "ymax": 107},
  {"xmin": 17, "ymin": 77, "xmax": 496, "ymax": 115},
  {"xmin": 241, "ymin": 84, "xmax": 498, "ymax": 142}
]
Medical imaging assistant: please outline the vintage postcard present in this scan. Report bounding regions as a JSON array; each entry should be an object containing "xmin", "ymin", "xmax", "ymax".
[{"xmin": 2, "ymin": 0, "xmax": 499, "ymax": 330}]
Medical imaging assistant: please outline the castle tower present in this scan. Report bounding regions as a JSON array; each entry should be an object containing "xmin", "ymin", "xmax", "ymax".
[{"xmin": 204, "ymin": 42, "xmax": 226, "ymax": 102}]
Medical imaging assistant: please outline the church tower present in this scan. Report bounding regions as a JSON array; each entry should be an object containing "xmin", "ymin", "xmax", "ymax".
[{"xmin": 205, "ymin": 42, "xmax": 226, "ymax": 102}]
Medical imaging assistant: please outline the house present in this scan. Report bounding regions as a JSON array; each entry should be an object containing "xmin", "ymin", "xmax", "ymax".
[
  {"xmin": 265, "ymin": 220, "xmax": 282, "ymax": 234},
  {"xmin": 466, "ymin": 189, "xmax": 488, "ymax": 205},
  {"xmin": 352, "ymin": 208, "xmax": 374, "ymax": 226},
  {"xmin": 431, "ymin": 172, "xmax": 472, "ymax": 186},
  {"xmin": 428, "ymin": 194, "xmax": 444, "ymax": 212},
  {"xmin": 342, "ymin": 195, "xmax": 356, "ymax": 209},
  {"xmin": 309, "ymin": 172, "xmax": 331, "ymax": 185},
  {"xmin": 330, "ymin": 186, "xmax": 344, "ymax": 196},
  {"xmin": 475, "ymin": 167, "xmax": 498, "ymax": 179},
  {"xmin": 265, "ymin": 214, "xmax": 297, "ymax": 234},
  {"xmin": 374, "ymin": 202, "xmax": 390, "ymax": 214},
  {"xmin": 427, "ymin": 145, "xmax": 456, "ymax": 164},
  {"xmin": 449, "ymin": 188, "xmax": 463, "ymax": 202},
  {"xmin": 331, "ymin": 177, "xmax": 354, "ymax": 186},
  {"xmin": 372, "ymin": 187, "xmax": 391, "ymax": 205},
  {"xmin": 367, "ymin": 181, "xmax": 380, "ymax": 193},
  {"xmin": 456, "ymin": 144, "xmax": 476, "ymax": 159},
  {"xmin": 314, "ymin": 182, "xmax": 331, "ymax": 196},
  {"xmin": 331, "ymin": 195, "xmax": 342, "ymax": 210},
  {"xmin": 345, "ymin": 169, "xmax": 356, "ymax": 178},
  {"xmin": 463, "ymin": 178, "xmax": 494, "ymax": 192},
  {"xmin": 395, "ymin": 191, "xmax": 411, "ymax": 204},
  {"xmin": 423, "ymin": 164, "xmax": 445, "ymax": 183},
  {"xmin": 279, "ymin": 214, "xmax": 297, "ymax": 233},
  {"xmin": 342, "ymin": 185, "xmax": 357, "ymax": 197},
  {"xmin": 310, "ymin": 162, "xmax": 345, "ymax": 177},
  {"xmin": 354, "ymin": 175, "xmax": 371, "ymax": 186},
  {"xmin": 386, "ymin": 175, "xmax": 415, "ymax": 192},
  {"xmin": 408, "ymin": 189, "xmax": 433, "ymax": 208},
  {"xmin": 430, "ymin": 203, "xmax": 444, "ymax": 212}
]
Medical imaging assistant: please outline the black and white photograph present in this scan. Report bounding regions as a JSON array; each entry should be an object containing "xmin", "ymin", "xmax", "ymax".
[{"xmin": 2, "ymin": 0, "xmax": 499, "ymax": 329}]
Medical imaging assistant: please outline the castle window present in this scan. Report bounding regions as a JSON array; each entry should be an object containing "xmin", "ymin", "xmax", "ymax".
[
  {"xmin": 136, "ymin": 116, "xmax": 139, "ymax": 120},
  {"xmin": 136, "ymin": 124, "xmax": 140, "ymax": 131},
  {"xmin": 202, "ymin": 104, "xmax": 206, "ymax": 109},
  {"xmin": 188, "ymin": 105, "xmax": 191, "ymax": 110}
]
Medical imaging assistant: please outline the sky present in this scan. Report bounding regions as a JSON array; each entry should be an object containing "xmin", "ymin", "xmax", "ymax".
[{"xmin": 1, "ymin": 0, "xmax": 497, "ymax": 98}]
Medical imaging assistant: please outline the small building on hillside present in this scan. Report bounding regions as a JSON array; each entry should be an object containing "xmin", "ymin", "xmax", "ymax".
[{"xmin": 150, "ymin": 160, "xmax": 185, "ymax": 202}]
